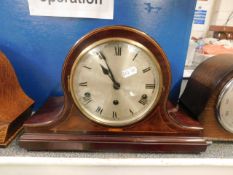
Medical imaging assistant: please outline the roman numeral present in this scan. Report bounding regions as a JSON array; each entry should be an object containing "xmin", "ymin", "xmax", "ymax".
[
  {"xmin": 113, "ymin": 111, "xmax": 118, "ymax": 120},
  {"xmin": 139, "ymin": 94, "xmax": 148, "ymax": 105},
  {"xmin": 83, "ymin": 98, "xmax": 92, "ymax": 105},
  {"xmin": 129, "ymin": 109, "xmax": 134, "ymax": 115},
  {"xmin": 79, "ymin": 82, "xmax": 87, "ymax": 86},
  {"xmin": 138, "ymin": 99, "xmax": 147, "ymax": 105},
  {"xmin": 145, "ymin": 84, "xmax": 155, "ymax": 89},
  {"xmin": 96, "ymin": 51, "xmax": 105, "ymax": 60},
  {"xmin": 132, "ymin": 53, "xmax": 138, "ymax": 61},
  {"xmin": 142, "ymin": 67, "xmax": 151, "ymax": 73},
  {"xmin": 115, "ymin": 46, "xmax": 121, "ymax": 56},
  {"xmin": 83, "ymin": 93, "xmax": 92, "ymax": 105},
  {"xmin": 96, "ymin": 107, "xmax": 103, "ymax": 115},
  {"xmin": 83, "ymin": 66, "xmax": 92, "ymax": 70}
]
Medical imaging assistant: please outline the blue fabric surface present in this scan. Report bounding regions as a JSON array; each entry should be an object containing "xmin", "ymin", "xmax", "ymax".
[{"xmin": 0, "ymin": 0, "xmax": 196, "ymax": 109}]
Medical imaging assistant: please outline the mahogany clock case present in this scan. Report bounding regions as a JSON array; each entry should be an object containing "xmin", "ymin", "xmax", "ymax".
[
  {"xmin": 180, "ymin": 54, "xmax": 233, "ymax": 141},
  {"xmin": 0, "ymin": 51, "xmax": 34, "ymax": 147},
  {"xmin": 19, "ymin": 26, "xmax": 207, "ymax": 153}
]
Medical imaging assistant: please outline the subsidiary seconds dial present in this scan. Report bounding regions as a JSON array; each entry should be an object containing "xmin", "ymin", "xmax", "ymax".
[{"xmin": 69, "ymin": 38, "xmax": 162, "ymax": 127}]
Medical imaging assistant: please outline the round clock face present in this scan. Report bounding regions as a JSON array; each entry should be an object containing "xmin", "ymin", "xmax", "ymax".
[
  {"xmin": 70, "ymin": 38, "xmax": 162, "ymax": 127},
  {"xmin": 217, "ymin": 78, "xmax": 233, "ymax": 133}
]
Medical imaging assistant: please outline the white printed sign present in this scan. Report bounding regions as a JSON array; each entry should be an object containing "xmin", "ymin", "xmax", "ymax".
[{"xmin": 28, "ymin": 0, "xmax": 114, "ymax": 19}]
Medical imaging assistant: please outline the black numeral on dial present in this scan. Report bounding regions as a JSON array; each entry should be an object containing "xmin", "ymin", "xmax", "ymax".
[
  {"xmin": 83, "ymin": 92, "xmax": 92, "ymax": 105},
  {"xmin": 132, "ymin": 52, "xmax": 138, "ymax": 61},
  {"xmin": 115, "ymin": 46, "xmax": 121, "ymax": 56},
  {"xmin": 142, "ymin": 67, "xmax": 151, "ymax": 73},
  {"xmin": 113, "ymin": 111, "xmax": 118, "ymax": 120},
  {"xmin": 139, "ymin": 99, "xmax": 147, "ymax": 105},
  {"xmin": 96, "ymin": 107, "xmax": 103, "ymax": 115},
  {"xmin": 79, "ymin": 82, "xmax": 88, "ymax": 86},
  {"xmin": 139, "ymin": 94, "xmax": 147, "ymax": 105},
  {"xmin": 129, "ymin": 109, "xmax": 134, "ymax": 115},
  {"xmin": 145, "ymin": 84, "xmax": 155, "ymax": 89},
  {"xmin": 83, "ymin": 66, "xmax": 92, "ymax": 70},
  {"xmin": 96, "ymin": 51, "xmax": 105, "ymax": 60},
  {"xmin": 83, "ymin": 97, "xmax": 92, "ymax": 105}
]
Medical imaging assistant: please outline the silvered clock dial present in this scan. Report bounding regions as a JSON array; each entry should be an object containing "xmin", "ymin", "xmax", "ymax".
[
  {"xmin": 217, "ymin": 78, "xmax": 233, "ymax": 133},
  {"xmin": 69, "ymin": 39, "xmax": 162, "ymax": 126}
]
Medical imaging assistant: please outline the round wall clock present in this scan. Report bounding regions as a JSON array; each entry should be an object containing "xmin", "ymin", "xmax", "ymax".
[
  {"xmin": 180, "ymin": 54, "xmax": 233, "ymax": 141},
  {"xmin": 20, "ymin": 26, "xmax": 207, "ymax": 153}
]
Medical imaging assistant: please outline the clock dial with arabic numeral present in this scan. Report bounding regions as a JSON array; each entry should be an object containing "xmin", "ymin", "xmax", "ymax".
[{"xmin": 69, "ymin": 38, "xmax": 162, "ymax": 127}]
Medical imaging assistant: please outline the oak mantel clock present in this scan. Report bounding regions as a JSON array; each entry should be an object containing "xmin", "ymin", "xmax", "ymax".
[
  {"xmin": 180, "ymin": 54, "xmax": 233, "ymax": 141},
  {"xmin": 19, "ymin": 26, "xmax": 207, "ymax": 153},
  {"xmin": 0, "ymin": 52, "xmax": 34, "ymax": 147}
]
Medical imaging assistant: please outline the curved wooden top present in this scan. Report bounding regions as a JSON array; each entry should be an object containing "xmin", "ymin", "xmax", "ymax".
[
  {"xmin": 180, "ymin": 54, "xmax": 233, "ymax": 117},
  {"xmin": 0, "ymin": 51, "xmax": 34, "ymax": 122},
  {"xmin": 62, "ymin": 25, "xmax": 171, "ymax": 106},
  {"xmin": 23, "ymin": 27, "xmax": 203, "ymax": 135}
]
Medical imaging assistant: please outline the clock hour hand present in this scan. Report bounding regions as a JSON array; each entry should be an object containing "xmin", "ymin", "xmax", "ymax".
[
  {"xmin": 100, "ymin": 64, "xmax": 110, "ymax": 76},
  {"xmin": 99, "ymin": 64, "xmax": 114, "ymax": 81},
  {"xmin": 99, "ymin": 64, "xmax": 120, "ymax": 90},
  {"xmin": 100, "ymin": 64, "xmax": 115, "ymax": 83},
  {"xmin": 97, "ymin": 52, "xmax": 120, "ymax": 90}
]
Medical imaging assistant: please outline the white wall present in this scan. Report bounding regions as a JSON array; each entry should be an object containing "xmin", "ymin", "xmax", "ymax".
[
  {"xmin": 211, "ymin": 0, "xmax": 233, "ymax": 26},
  {"xmin": 191, "ymin": 0, "xmax": 233, "ymax": 38},
  {"xmin": 191, "ymin": 0, "xmax": 216, "ymax": 38},
  {"xmin": 185, "ymin": 0, "xmax": 233, "ymax": 71}
]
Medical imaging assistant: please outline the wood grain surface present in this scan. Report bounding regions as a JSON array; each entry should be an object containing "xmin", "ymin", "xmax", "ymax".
[
  {"xmin": 0, "ymin": 51, "xmax": 34, "ymax": 147},
  {"xmin": 180, "ymin": 54, "xmax": 233, "ymax": 141}
]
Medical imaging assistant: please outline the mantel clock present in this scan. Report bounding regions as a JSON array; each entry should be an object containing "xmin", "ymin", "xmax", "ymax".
[{"xmin": 19, "ymin": 26, "xmax": 207, "ymax": 153}]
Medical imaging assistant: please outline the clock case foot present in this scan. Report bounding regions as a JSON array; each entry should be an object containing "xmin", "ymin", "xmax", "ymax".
[{"xmin": 19, "ymin": 97, "xmax": 208, "ymax": 153}]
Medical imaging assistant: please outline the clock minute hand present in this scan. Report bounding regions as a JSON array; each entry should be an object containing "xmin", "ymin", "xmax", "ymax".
[{"xmin": 97, "ymin": 52, "xmax": 120, "ymax": 90}]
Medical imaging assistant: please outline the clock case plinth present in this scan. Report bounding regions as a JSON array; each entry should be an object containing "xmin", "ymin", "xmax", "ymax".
[
  {"xmin": 180, "ymin": 54, "xmax": 233, "ymax": 141},
  {"xmin": 19, "ymin": 26, "xmax": 207, "ymax": 153}
]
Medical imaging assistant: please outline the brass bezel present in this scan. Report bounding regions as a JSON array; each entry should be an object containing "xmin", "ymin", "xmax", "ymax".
[
  {"xmin": 69, "ymin": 37, "xmax": 163, "ymax": 127},
  {"xmin": 216, "ymin": 78, "xmax": 233, "ymax": 133}
]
